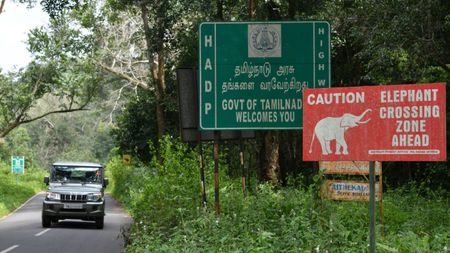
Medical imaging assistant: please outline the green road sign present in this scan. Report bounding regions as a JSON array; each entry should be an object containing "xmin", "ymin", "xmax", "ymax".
[
  {"xmin": 199, "ymin": 21, "xmax": 331, "ymax": 130},
  {"xmin": 11, "ymin": 156, "xmax": 25, "ymax": 174}
]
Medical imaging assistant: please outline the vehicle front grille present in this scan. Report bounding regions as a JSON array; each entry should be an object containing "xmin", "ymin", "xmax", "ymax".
[{"xmin": 60, "ymin": 193, "xmax": 87, "ymax": 202}]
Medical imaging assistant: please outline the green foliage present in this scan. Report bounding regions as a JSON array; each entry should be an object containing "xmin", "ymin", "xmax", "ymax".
[
  {"xmin": 354, "ymin": 0, "xmax": 450, "ymax": 78},
  {"xmin": 0, "ymin": 127, "xmax": 36, "ymax": 166},
  {"xmin": 0, "ymin": 65, "xmax": 53, "ymax": 136},
  {"xmin": 25, "ymin": 111, "xmax": 114, "ymax": 167},
  {"xmin": 108, "ymin": 138, "xmax": 449, "ymax": 252},
  {"xmin": 39, "ymin": 0, "xmax": 80, "ymax": 19},
  {"xmin": 321, "ymin": 0, "xmax": 450, "ymax": 85},
  {"xmin": 0, "ymin": 160, "xmax": 47, "ymax": 218},
  {"xmin": 108, "ymin": 136, "xmax": 200, "ymax": 224},
  {"xmin": 380, "ymin": 185, "xmax": 449, "ymax": 252},
  {"xmin": 6, "ymin": 1, "xmax": 449, "ymax": 251},
  {"xmin": 0, "ymin": 128, "xmax": 47, "ymax": 218},
  {"xmin": 0, "ymin": 14, "xmax": 100, "ymax": 137},
  {"xmin": 105, "ymin": 155, "xmax": 132, "ymax": 199},
  {"xmin": 14, "ymin": 0, "xmax": 450, "ymax": 188},
  {"xmin": 110, "ymin": 89, "xmax": 158, "ymax": 163}
]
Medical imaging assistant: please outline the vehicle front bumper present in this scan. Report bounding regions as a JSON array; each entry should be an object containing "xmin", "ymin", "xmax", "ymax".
[{"xmin": 42, "ymin": 200, "xmax": 105, "ymax": 219}]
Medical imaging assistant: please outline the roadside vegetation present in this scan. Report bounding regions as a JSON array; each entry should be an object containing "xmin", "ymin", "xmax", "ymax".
[
  {"xmin": 108, "ymin": 137, "xmax": 449, "ymax": 252},
  {"xmin": 0, "ymin": 0, "xmax": 448, "ymax": 252},
  {"xmin": 0, "ymin": 122, "xmax": 111, "ymax": 218},
  {"xmin": 0, "ymin": 162, "xmax": 47, "ymax": 218},
  {"xmin": 0, "ymin": 127, "xmax": 47, "ymax": 218}
]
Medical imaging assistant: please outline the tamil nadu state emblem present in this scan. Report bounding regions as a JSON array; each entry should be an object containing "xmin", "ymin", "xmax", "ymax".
[{"xmin": 248, "ymin": 24, "xmax": 282, "ymax": 58}]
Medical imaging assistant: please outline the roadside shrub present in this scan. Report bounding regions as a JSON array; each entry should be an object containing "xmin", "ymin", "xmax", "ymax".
[
  {"xmin": 0, "ymin": 160, "xmax": 46, "ymax": 217},
  {"xmin": 108, "ymin": 137, "xmax": 449, "ymax": 252},
  {"xmin": 107, "ymin": 136, "xmax": 202, "ymax": 249},
  {"xmin": 106, "ymin": 155, "xmax": 134, "ymax": 205},
  {"xmin": 0, "ymin": 127, "xmax": 36, "ymax": 167},
  {"xmin": 127, "ymin": 136, "xmax": 200, "ymax": 227}
]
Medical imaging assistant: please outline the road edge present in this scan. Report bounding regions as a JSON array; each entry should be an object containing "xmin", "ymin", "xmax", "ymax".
[{"xmin": 0, "ymin": 192, "xmax": 45, "ymax": 221}]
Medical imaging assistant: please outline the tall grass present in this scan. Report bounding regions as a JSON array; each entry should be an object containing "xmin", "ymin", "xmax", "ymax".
[
  {"xmin": 0, "ymin": 161, "xmax": 47, "ymax": 218},
  {"xmin": 108, "ymin": 137, "xmax": 449, "ymax": 252}
]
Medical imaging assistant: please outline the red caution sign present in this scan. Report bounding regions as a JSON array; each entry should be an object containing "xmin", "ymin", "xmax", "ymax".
[{"xmin": 303, "ymin": 83, "xmax": 446, "ymax": 161}]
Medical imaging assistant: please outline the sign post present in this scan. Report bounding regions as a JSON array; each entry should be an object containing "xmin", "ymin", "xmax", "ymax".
[
  {"xmin": 11, "ymin": 156, "xmax": 25, "ymax": 185},
  {"xmin": 320, "ymin": 161, "xmax": 384, "ymax": 230},
  {"xmin": 213, "ymin": 131, "xmax": 220, "ymax": 215},
  {"xmin": 199, "ymin": 21, "xmax": 331, "ymax": 215},
  {"xmin": 11, "ymin": 156, "xmax": 25, "ymax": 174},
  {"xmin": 303, "ymin": 83, "xmax": 447, "ymax": 253},
  {"xmin": 199, "ymin": 21, "xmax": 331, "ymax": 130},
  {"xmin": 319, "ymin": 161, "xmax": 381, "ymax": 175},
  {"xmin": 369, "ymin": 161, "xmax": 376, "ymax": 253}
]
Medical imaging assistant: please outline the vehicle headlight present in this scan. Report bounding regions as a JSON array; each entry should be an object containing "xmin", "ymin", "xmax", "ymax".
[
  {"xmin": 46, "ymin": 192, "xmax": 60, "ymax": 201},
  {"xmin": 87, "ymin": 193, "xmax": 102, "ymax": 202}
]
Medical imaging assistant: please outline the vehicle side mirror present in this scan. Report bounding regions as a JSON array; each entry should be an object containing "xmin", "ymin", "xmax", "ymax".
[
  {"xmin": 44, "ymin": 176, "xmax": 49, "ymax": 185},
  {"xmin": 103, "ymin": 178, "xmax": 109, "ymax": 188}
]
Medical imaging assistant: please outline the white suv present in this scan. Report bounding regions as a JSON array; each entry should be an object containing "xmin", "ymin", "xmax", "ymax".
[{"xmin": 42, "ymin": 161, "xmax": 108, "ymax": 229}]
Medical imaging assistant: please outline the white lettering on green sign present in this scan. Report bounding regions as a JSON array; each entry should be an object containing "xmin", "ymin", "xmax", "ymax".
[{"xmin": 199, "ymin": 21, "xmax": 331, "ymax": 129}]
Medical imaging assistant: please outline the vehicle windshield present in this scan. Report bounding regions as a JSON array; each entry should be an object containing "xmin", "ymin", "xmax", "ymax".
[{"xmin": 51, "ymin": 166, "xmax": 102, "ymax": 184}]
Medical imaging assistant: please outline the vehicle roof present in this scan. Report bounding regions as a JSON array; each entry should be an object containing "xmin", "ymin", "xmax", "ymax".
[{"xmin": 52, "ymin": 161, "xmax": 103, "ymax": 168}]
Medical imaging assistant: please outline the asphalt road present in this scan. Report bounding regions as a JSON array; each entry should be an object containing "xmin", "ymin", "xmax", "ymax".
[{"xmin": 0, "ymin": 193, "xmax": 132, "ymax": 253}]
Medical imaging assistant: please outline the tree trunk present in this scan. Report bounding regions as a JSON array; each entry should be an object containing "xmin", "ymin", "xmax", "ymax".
[
  {"xmin": 264, "ymin": 131, "xmax": 280, "ymax": 185},
  {"xmin": 279, "ymin": 131, "xmax": 298, "ymax": 186},
  {"xmin": 248, "ymin": 0, "xmax": 254, "ymax": 19},
  {"xmin": 259, "ymin": 1, "xmax": 282, "ymax": 186},
  {"xmin": 0, "ymin": 0, "xmax": 6, "ymax": 15},
  {"xmin": 288, "ymin": 0, "xmax": 296, "ymax": 20},
  {"xmin": 216, "ymin": 0, "xmax": 223, "ymax": 20},
  {"xmin": 141, "ymin": 3, "xmax": 166, "ymax": 139},
  {"xmin": 154, "ymin": 49, "xmax": 166, "ymax": 139}
]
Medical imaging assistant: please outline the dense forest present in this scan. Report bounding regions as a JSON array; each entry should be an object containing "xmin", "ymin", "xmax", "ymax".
[
  {"xmin": 0, "ymin": 0, "xmax": 449, "ymax": 252},
  {"xmin": 1, "ymin": 0, "xmax": 448, "ymax": 186}
]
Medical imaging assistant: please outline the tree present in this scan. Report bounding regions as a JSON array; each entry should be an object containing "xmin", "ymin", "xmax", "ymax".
[
  {"xmin": 0, "ymin": 0, "xmax": 5, "ymax": 14},
  {"xmin": 0, "ymin": 5, "xmax": 107, "ymax": 137},
  {"xmin": 105, "ymin": 0, "xmax": 193, "ymax": 139},
  {"xmin": 0, "ymin": 62, "xmax": 94, "ymax": 137},
  {"xmin": 15, "ymin": 0, "xmax": 182, "ymax": 161},
  {"xmin": 354, "ymin": 0, "xmax": 450, "ymax": 80},
  {"xmin": 314, "ymin": 0, "xmax": 450, "ymax": 85},
  {"xmin": 12, "ymin": 0, "xmax": 448, "ymax": 187},
  {"xmin": 0, "ymin": 127, "xmax": 35, "ymax": 166},
  {"xmin": 313, "ymin": 0, "xmax": 450, "ymax": 187},
  {"xmin": 25, "ymin": 106, "xmax": 115, "ymax": 167},
  {"xmin": 111, "ymin": 89, "xmax": 157, "ymax": 163}
]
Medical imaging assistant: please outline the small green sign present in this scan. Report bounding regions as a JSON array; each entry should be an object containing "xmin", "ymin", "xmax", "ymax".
[
  {"xmin": 199, "ymin": 21, "xmax": 331, "ymax": 130},
  {"xmin": 11, "ymin": 156, "xmax": 25, "ymax": 174}
]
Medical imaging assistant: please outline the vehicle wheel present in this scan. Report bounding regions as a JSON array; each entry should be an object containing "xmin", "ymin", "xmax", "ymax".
[
  {"xmin": 42, "ymin": 215, "xmax": 51, "ymax": 228},
  {"xmin": 95, "ymin": 216, "xmax": 104, "ymax": 229}
]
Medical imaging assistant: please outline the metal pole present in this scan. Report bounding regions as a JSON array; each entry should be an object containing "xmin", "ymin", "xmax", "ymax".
[
  {"xmin": 197, "ymin": 134, "xmax": 207, "ymax": 209},
  {"xmin": 240, "ymin": 132, "xmax": 246, "ymax": 196},
  {"xmin": 247, "ymin": 152, "xmax": 251, "ymax": 193},
  {"xmin": 369, "ymin": 161, "xmax": 376, "ymax": 253},
  {"xmin": 379, "ymin": 162, "xmax": 384, "ymax": 237},
  {"xmin": 213, "ymin": 131, "xmax": 220, "ymax": 215}
]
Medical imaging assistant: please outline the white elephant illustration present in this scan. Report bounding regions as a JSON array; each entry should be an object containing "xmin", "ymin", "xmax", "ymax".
[{"xmin": 309, "ymin": 109, "xmax": 372, "ymax": 155}]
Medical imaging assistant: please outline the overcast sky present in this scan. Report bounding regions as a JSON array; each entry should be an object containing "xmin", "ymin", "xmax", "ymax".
[{"xmin": 0, "ymin": 0, "xmax": 49, "ymax": 72}]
